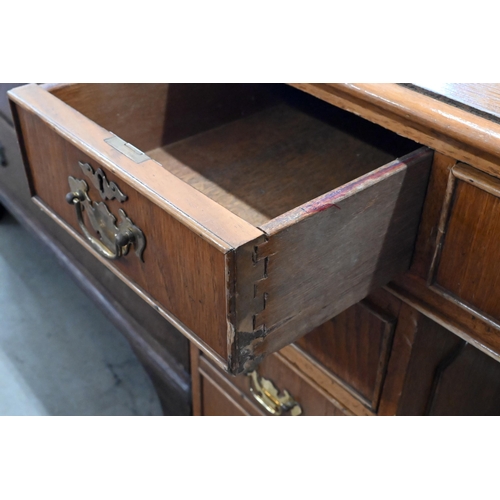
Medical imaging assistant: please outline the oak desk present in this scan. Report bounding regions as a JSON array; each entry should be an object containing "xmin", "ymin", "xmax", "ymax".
[{"xmin": 3, "ymin": 83, "xmax": 500, "ymax": 415}]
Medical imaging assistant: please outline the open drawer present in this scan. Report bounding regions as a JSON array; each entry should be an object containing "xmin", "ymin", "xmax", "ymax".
[{"xmin": 8, "ymin": 83, "xmax": 432, "ymax": 374}]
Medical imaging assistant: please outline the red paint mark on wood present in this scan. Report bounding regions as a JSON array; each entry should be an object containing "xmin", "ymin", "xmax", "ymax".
[{"xmin": 261, "ymin": 147, "xmax": 433, "ymax": 235}]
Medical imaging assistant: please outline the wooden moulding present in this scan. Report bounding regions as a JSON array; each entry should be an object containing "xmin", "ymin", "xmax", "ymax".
[
  {"xmin": 410, "ymin": 152, "xmax": 458, "ymax": 279},
  {"xmin": 405, "ymin": 155, "xmax": 500, "ymax": 364},
  {"xmin": 9, "ymin": 83, "xmax": 433, "ymax": 375},
  {"xmin": 427, "ymin": 163, "xmax": 500, "ymax": 330},
  {"xmin": 388, "ymin": 274, "xmax": 500, "ymax": 365},
  {"xmin": 377, "ymin": 302, "xmax": 420, "ymax": 416}
]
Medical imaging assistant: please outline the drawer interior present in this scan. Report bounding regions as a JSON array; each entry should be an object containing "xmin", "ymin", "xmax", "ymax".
[{"xmin": 49, "ymin": 84, "xmax": 418, "ymax": 227}]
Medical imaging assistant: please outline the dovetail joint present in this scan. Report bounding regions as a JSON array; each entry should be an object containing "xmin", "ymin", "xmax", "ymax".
[{"xmin": 251, "ymin": 240, "xmax": 271, "ymax": 333}]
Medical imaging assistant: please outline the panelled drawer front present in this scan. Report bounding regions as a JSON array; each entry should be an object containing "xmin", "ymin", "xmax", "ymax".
[
  {"xmin": 432, "ymin": 164, "xmax": 500, "ymax": 324},
  {"xmin": 9, "ymin": 83, "xmax": 432, "ymax": 374},
  {"xmin": 296, "ymin": 289, "xmax": 400, "ymax": 412},
  {"xmin": 197, "ymin": 351, "xmax": 350, "ymax": 416},
  {"xmin": 391, "ymin": 154, "xmax": 500, "ymax": 364}
]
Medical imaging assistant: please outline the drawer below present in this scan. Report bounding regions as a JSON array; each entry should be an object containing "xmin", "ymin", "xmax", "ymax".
[{"xmin": 194, "ymin": 348, "xmax": 351, "ymax": 416}]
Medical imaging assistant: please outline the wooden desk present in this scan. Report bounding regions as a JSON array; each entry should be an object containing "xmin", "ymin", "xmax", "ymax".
[{"xmin": 3, "ymin": 83, "xmax": 500, "ymax": 415}]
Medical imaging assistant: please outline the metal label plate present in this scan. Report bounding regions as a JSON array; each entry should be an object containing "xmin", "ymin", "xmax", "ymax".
[{"xmin": 104, "ymin": 135, "xmax": 150, "ymax": 164}]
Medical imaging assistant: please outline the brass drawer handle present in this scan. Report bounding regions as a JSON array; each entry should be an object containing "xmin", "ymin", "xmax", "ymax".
[
  {"xmin": 248, "ymin": 370, "xmax": 302, "ymax": 416},
  {"xmin": 66, "ymin": 175, "xmax": 145, "ymax": 261}
]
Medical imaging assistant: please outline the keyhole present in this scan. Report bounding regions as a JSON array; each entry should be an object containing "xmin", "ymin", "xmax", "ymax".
[{"xmin": 97, "ymin": 172, "xmax": 104, "ymax": 195}]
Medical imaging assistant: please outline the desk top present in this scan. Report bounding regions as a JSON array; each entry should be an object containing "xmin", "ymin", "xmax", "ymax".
[{"xmin": 410, "ymin": 83, "xmax": 500, "ymax": 123}]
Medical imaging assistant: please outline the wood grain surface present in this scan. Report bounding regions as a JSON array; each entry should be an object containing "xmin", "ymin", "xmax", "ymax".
[
  {"xmin": 435, "ymin": 168, "xmax": 500, "ymax": 323},
  {"xmin": 197, "ymin": 355, "xmax": 265, "ymax": 416},
  {"xmin": 235, "ymin": 148, "xmax": 432, "ymax": 371},
  {"xmin": 200, "ymin": 374, "xmax": 251, "ymax": 416},
  {"xmin": 14, "ymin": 106, "xmax": 230, "ymax": 359},
  {"xmin": 425, "ymin": 342, "xmax": 500, "ymax": 416},
  {"xmin": 296, "ymin": 294, "xmax": 397, "ymax": 410},
  {"xmin": 394, "ymin": 307, "xmax": 500, "ymax": 416},
  {"xmin": 197, "ymin": 350, "xmax": 350, "ymax": 416},
  {"xmin": 45, "ymin": 83, "xmax": 277, "ymax": 152},
  {"xmin": 149, "ymin": 100, "xmax": 415, "ymax": 227},
  {"xmin": 396, "ymin": 312, "xmax": 464, "ymax": 416},
  {"xmin": 377, "ymin": 303, "xmax": 419, "ymax": 416},
  {"xmin": 279, "ymin": 345, "xmax": 374, "ymax": 415},
  {"xmin": 388, "ymin": 274, "xmax": 500, "ymax": 364},
  {"xmin": 410, "ymin": 152, "xmax": 458, "ymax": 279}
]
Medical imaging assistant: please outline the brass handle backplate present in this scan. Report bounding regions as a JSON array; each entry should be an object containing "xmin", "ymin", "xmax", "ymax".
[
  {"xmin": 65, "ymin": 163, "xmax": 145, "ymax": 261},
  {"xmin": 248, "ymin": 370, "xmax": 302, "ymax": 416}
]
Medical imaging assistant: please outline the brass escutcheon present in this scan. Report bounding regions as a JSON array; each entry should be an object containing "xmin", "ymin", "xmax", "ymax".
[
  {"xmin": 248, "ymin": 370, "xmax": 302, "ymax": 416},
  {"xmin": 78, "ymin": 161, "xmax": 127, "ymax": 202},
  {"xmin": 66, "ymin": 172, "xmax": 145, "ymax": 261}
]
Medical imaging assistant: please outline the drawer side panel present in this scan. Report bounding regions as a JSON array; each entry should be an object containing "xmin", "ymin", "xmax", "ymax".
[{"xmin": 234, "ymin": 149, "xmax": 433, "ymax": 371}]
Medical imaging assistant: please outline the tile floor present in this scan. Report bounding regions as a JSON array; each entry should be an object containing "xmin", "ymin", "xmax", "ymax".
[{"xmin": 0, "ymin": 211, "xmax": 162, "ymax": 415}]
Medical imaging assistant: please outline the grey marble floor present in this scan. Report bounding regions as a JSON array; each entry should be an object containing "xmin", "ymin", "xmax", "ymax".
[{"xmin": 0, "ymin": 211, "xmax": 162, "ymax": 415}]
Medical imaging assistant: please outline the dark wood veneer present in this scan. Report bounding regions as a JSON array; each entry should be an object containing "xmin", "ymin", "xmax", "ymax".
[{"xmin": 296, "ymin": 292, "xmax": 398, "ymax": 410}]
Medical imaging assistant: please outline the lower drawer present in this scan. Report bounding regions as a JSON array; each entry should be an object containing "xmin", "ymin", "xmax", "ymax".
[{"xmin": 192, "ymin": 347, "xmax": 351, "ymax": 416}]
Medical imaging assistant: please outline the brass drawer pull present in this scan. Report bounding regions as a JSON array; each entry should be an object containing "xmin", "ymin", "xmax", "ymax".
[
  {"xmin": 66, "ymin": 175, "xmax": 145, "ymax": 261},
  {"xmin": 248, "ymin": 370, "xmax": 302, "ymax": 416}
]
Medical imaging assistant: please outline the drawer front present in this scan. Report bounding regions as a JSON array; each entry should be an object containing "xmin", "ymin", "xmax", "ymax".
[
  {"xmin": 194, "ymin": 349, "xmax": 350, "ymax": 416},
  {"xmin": 295, "ymin": 289, "xmax": 400, "ymax": 411},
  {"xmin": 9, "ymin": 83, "xmax": 432, "ymax": 375},
  {"xmin": 391, "ymin": 154, "xmax": 500, "ymax": 364},
  {"xmin": 431, "ymin": 164, "xmax": 500, "ymax": 323},
  {"xmin": 14, "ymin": 105, "xmax": 230, "ymax": 360}
]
